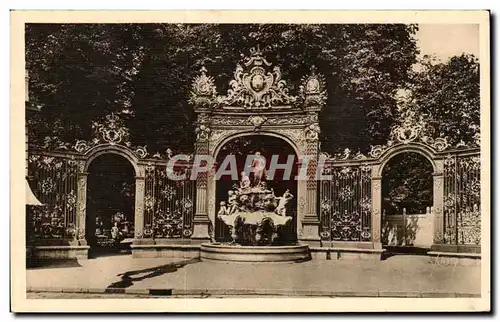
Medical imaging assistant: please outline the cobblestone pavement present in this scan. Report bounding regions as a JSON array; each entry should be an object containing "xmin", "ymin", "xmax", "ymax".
[{"xmin": 26, "ymin": 254, "xmax": 481, "ymax": 298}]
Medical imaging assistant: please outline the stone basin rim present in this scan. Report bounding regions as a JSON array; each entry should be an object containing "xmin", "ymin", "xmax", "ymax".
[{"xmin": 201, "ymin": 243, "xmax": 309, "ymax": 249}]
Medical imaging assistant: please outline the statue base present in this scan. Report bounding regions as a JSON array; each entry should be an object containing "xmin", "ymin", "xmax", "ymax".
[{"xmin": 200, "ymin": 243, "xmax": 310, "ymax": 262}]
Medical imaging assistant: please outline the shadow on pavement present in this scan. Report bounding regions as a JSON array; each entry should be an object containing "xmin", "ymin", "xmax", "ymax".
[
  {"xmin": 26, "ymin": 258, "xmax": 82, "ymax": 270},
  {"xmin": 106, "ymin": 258, "xmax": 200, "ymax": 289},
  {"xmin": 381, "ymin": 246, "xmax": 430, "ymax": 260}
]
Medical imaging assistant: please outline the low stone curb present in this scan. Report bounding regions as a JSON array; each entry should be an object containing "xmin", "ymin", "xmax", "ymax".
[{"xmin": 27, "ymin": 286, "xmax": 481, "ymax": 298}]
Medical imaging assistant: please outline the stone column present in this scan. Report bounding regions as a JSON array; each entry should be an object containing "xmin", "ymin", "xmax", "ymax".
[
  {"xmin": 298, "ymin": 140, "xmax": 320, "ymax": 246},
  {"xmin": 192, "ymin": 172, "xmax": 211, "ymax": 241},
  {"xmin": 134, "ymin": 176, "xmax": 145, "ymax": 240},
  {"xmin": 432, "ymin": 159, "xmax": 445, "ymax": 245},
  {"xmin": 191, "ymin": 137, "xmax": 211, "ymax": 242},
  {"xmin": 76, "ymin": 171, "xmax": 88, "ymax": 246},
  {"xmin": 206, "ymin": 162, "xmax": 217, "ymax": 242},
  {"xmin": 371, "ymin": 172, "xmax": 382, "ymax": 249}
]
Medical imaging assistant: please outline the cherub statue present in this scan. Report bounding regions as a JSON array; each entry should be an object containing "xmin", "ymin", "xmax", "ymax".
[
  {"xmin": 217, "ymin": 201, "xmax": 229, "ymax": 218},
  {"xmin": 275, "ymin": 189, "xmax": 294, "ymax": 216},
  {"xmin": 227, "ymin": 190, "xmax": 238, "ymax": 214},
  {"xmin": 240, "ymin": 171, "xmax": 251, "ymax": 190},
  {"xmin": 264, "ymin": 188, "xmax": 277, "ymax": 212},
  {"xmin": 258, "ymin": 181, "xmax": 270, "ymax": 192}
]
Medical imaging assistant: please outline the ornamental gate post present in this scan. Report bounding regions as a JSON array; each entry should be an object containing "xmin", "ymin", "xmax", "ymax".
[
  {"xmin": 432, "ymin": 159, "xmax": 445, "ymax": 246},
  {"xmin": 191, "ymin": 128, "xmax": 212, "ymax": 242},
  {"xmin": 371, "ymin": 171, "xmax": 383, "ymax": 249},
  {"xmin": 76, "ymin": 168, "xmax": 88, "ymax": 246},
  {"xmin": 134, "ymin": 175, "xmax": 145, "ymax": 240},
  {"xmin": 299, "ymin": 132, "xmax": 321, "ymax": 246}
]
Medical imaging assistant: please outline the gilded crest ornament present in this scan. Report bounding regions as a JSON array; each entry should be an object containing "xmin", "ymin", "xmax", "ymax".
[
  {"xmin": 72, "ymin": 112, "xmax": 151, "ymax": 158},
  {"xmin": 94, "ymin": 113, "xmax": 130, "ymax": 145},
  {"xmin": 216, "ymin": 47, "xmax": 297, "ymax": 109},
  {"xmin": 364, "ymin": 108, "xmax": 451, "ymax": 159}
]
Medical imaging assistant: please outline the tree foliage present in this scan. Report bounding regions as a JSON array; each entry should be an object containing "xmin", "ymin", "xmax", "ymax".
[
  {"xmin": 401, "ymin": 54, "xmax": 480, "ymax": 146},
  {"xmin": 382, "ymin": 152, "xmax": 433, "ymax": 214},
  {"xmin": 26, "ymin": 23, "xmax": 419, "ymax": 153}
]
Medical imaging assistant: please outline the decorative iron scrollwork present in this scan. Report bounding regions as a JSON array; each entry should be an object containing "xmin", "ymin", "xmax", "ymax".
[
  {"xmin": 27, "ymin": 206, "xmax": 66, "ymax": 240},
  {"xmin": 443, "ymin": 154, "xmax": 481, "ymax": 245},
  {"xmin": 319, "ymin": 165, "xmax": 372, "ymax": 242},
  {"xmin": 71, "ymin": 113, "xmax": 150, "ymax": 159}
]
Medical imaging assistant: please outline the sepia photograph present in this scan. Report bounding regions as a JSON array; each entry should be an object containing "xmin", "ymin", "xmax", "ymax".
[{"xmin": 10, "ymin": 10, "xmax": 490, "ymax": 312}]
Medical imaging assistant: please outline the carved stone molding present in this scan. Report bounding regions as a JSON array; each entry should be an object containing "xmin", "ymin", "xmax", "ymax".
[
  {"xmin": 195, "ymin": 124, "xmax": 211, "ymax": 142},
  {"xmin": 208, "ymin": 113, "xmax": 318, "ymax": 127}
]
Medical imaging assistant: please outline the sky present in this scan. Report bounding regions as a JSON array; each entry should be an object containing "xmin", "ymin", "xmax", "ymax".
[{"xmin": 416, "ymin": 24, "xmax": 480, "ymax": 61}]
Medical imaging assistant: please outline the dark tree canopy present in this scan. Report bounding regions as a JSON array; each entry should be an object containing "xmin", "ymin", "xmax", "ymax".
[
  {"xmin": 382, "ymin": 152, "xmax": 434, "ymax": 215},
  {"xmin": 403, "ymin": 54, "xmax": 480, "ymax": 146},
  {"xmin": 26, "ymin": 23, "xmax": 420, "ymax": 153}
]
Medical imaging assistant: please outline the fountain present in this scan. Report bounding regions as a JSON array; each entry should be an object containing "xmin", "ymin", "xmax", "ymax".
[{"xmin": 200, "ymin": 152, "xmax": 311, "ymax": 262}]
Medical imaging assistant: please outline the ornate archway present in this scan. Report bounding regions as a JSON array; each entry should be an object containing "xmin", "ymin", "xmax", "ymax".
[
  {"xmin": 85, "ymin": 153, "xmax": 136, "ymax": 255},
  {"xmin": 213, "ymin": 134, "xmax": 300, "ymax": 242},
  {"xmin": 72, "ymin": 115, "xmax": 148, "ymax": 248},
  {"xmin": 380, "ymin": 151, "xmax": 435, "ymax": 247},
  {"xmin": 189, "ymin": 47, "xmax": 327, "ymax": 245}
]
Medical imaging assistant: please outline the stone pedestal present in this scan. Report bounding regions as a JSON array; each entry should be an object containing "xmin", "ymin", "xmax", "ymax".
[
  {"xmin": 191, "ymin": 216, "xmax": 212, "ymax": 242},
  {"xmin": 299, "ymin": 216, "xmax": 321, "ymax": 246}
]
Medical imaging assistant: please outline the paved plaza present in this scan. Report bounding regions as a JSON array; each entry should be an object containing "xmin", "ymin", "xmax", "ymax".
[{"xmin": 26, "ymin": 254, "xmax": 481, "ymax": 298}]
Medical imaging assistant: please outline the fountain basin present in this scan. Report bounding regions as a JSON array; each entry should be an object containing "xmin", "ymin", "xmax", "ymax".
[{"xmin": 200, "ymin": 243, "xmax": 310, "ymax": 262}]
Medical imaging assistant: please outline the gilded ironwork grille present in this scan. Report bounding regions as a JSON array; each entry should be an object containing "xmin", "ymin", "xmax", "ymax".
[
  {"xmin": 443, "ymin": 154, "xmax": 481, "ymax": 245},
  {"xmin": 143, "ymin": 164, "xmax": 195, "ymax": 239},
  {"xmin": 27, "ymin": 153, "xmax": 79, "ymax": 240},
  {"xmin": 319, "ymin": 165, "xmax": 372, "ymax": 242}
]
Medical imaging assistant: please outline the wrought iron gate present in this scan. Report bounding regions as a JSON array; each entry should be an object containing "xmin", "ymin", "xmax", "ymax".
[
  {"xmin": 443, "ymin": 153, "xmax": 481, "ymax": 246},
  {"xmin": 143, "ymin": 164, "xmax": 196, "ymax": 239},
  {"xmin": 27, "ymin": 153, "xmax": 79, "ymax": 241},
  {"xmin": 319, "ymin": 165, "xmax": 373, "ymax": 242}
]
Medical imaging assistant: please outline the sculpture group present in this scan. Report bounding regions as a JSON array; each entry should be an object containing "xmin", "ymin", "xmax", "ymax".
[{"xmin": 217, "ymin": 152, "xmax": 294, "ymax": 245}]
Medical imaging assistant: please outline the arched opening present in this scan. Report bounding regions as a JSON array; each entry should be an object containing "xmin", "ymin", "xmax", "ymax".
[
  {"xmin": 381, "ymin": 152, "xmax": 434, "ymax": 249},
  {"xmin": 214, "ymin": 134, "xmax": 298, "ymax": 244},
  {"xmin": 86, "ymin": 153, "xmax": 136, "ymax": 257}
]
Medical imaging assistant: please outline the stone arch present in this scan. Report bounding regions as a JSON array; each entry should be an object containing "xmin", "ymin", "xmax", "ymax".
[
  {"xmin": 84, "ymin": 143, "xmax": 142, "ymax": 177},
  {"xmin": 374, "ymin": 142, "xmax": 439, "ymax": 249},
  {"xmin": 211, "ymin": 131, "xmax": 301, "ymax": 243},
  {"xmin": 376, "ymin": 142, "xmax": 438, "ymax": 177},
  {"xmin": 76, "ymin": 143, "xmax": 146, "ymax": 252},
  {"xmin": 212, "ymin": 130, "xmax": 302, "ymax": 160}
]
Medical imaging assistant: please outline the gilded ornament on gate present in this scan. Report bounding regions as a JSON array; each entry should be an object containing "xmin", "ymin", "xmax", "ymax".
[
  {"xmin": 298, "ymin": 65, "xmax": 327, "ymax": 108},
  {"xmin": 189, "ymin": 66, "xmax": 217, "ymax": 108},
  {"xmin": 214, "ymin": 47, "xmax": 297, "ymax": 108},
  {"xmin": 251, "ymin": 74, "xmax": 265, "ymax": 92}
]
